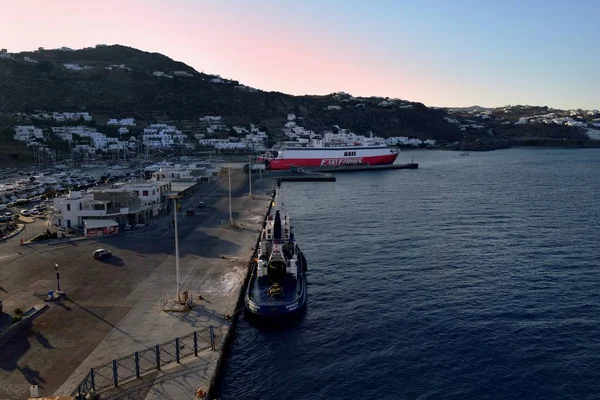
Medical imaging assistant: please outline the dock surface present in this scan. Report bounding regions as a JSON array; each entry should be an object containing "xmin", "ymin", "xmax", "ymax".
[
  {"xmin": 0, "ymin": 171, "xmax": 271, "ymax": 399},
  {"xmin": 313, "ymin": 162, "xmax": 418, "ymax": 173}
]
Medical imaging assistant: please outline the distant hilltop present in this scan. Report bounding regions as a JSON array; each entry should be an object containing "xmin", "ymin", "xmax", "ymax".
[{"xmin": 0, "ymin": 44, "xmax": 598, "ymax": 158}]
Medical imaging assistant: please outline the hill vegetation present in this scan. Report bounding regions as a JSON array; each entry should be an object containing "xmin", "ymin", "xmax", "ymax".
[{"xmin": 1, "ymin": 44, "xmax": 597, "ymax": 158}]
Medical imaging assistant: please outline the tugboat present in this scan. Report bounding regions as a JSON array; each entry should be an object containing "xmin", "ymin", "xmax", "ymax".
[{"xmin": 244, "ymin": 189, "xmax": 307, "ymax": 319}]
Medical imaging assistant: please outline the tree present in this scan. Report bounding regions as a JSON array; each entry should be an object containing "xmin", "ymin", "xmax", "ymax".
[
  {"xmin": 1, "ymin": 127, "xmax": 13, "ymax": 139},
  {"xmin": 35, "ymin": 61, "xmax": 54, "ymax": 73}
]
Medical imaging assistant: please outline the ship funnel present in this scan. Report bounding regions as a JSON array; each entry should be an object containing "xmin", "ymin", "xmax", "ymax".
[{"xmin": 273, "ymin": 210, "xmax": 283, "ymax": 241}]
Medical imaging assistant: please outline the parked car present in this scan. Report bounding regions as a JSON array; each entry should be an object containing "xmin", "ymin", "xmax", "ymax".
[
  {"xmin": 3, "ymin": 212, "xmax": 12, "ymax": 218},
  {"xmin": 93, "ymin": 249, "xmax": 112, "ymax": 260},
  {"xmin": 197, "ymin": 201, "xmax": 205, "ymax": 209},
  {"xmin": 186, "ymin": 209, "xmax": 195, "ymax": 216},
  {"xmin": 29, "ymin": 209, "xmax": 40, "ymax": 215},
  {"xmin": 20, "ymin": 210, "xmax": 31, "ymax": 216}
]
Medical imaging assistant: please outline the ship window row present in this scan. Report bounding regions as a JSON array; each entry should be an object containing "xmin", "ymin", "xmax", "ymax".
[{"xmin": 344, "ymin": 151, "xmax": 357, "ymax": 156}]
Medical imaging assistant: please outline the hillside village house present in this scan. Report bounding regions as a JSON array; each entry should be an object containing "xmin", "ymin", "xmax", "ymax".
[{"xmin": 13, "ymin": 126, "xmax": 44, "ymax": 141}]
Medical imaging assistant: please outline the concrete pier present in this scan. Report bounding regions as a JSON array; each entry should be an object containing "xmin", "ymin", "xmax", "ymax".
[
  {"xmin": 0, "ymin": 170, "xmax": 274, "ymax": 399},
  {"xmin": 312, "ymin": 162, "xmax": 419, "ymax": 173},
  {"xmin": 56, "ymin": 174, "xmax": 274, "ymax": 399}
]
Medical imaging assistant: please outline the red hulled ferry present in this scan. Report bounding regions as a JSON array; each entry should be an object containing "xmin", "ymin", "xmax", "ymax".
[{"xmin": 258, "ymin": 135, "xmax": 399, "ymax": 170}]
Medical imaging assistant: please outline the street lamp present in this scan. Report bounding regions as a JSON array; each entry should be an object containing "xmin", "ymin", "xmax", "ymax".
[
  {"xmin": 169, "ymin": 195, "xmax": 182, "ymax": 302},
  {"xmin": 248, "ymin": 155, "xmax": 252, "ymax": 197},
  {"xmin": 54, "ymin": 263, "xmax": 61, "ymax": 294},
  {"xmin": 228, "ymin": 167, "xmax": 233, "ymax": 226}
]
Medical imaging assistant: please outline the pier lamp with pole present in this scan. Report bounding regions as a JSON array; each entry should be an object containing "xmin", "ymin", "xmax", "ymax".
[
  {"xmin": 248, "ymin": 155, "xmax": 252, "ymax": 197},
  {"xmin": 54, "ymin": 263, "xmax": 61, "ymax": 294},
  {"xmin": 168, "ymin": 194, "xmax": 182, "ymax": 302}
]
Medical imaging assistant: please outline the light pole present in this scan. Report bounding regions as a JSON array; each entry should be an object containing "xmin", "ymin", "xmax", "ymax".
[
  {"xmin": 172, "ymin": 196, "xmax": 181, "ymax": 302},
  {"xmin": 54, "ymin": 263, "xmax": 61, "ymax": 293},
  {"xmin": 248, "ymin": 155, "xmax": 252, "ymax": 197},
  {"xmin": 228, "ymin": 167, "xmax": 233, "ymax": 226}
]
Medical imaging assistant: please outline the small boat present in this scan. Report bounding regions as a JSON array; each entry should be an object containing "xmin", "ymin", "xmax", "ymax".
[{"xmin": 244, "ymin": 189, "xmax": 307, "ymax": 319}]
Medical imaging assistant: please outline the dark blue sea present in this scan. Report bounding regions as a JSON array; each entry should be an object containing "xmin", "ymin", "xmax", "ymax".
[{"xmin": 218, "ymin": 148, "xmax": 600, "ymax": 400}]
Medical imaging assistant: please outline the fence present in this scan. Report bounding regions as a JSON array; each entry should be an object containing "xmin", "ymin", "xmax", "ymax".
[{"xmin": 72, "ymin": 326, "xmax": 216, "ymax": 399}]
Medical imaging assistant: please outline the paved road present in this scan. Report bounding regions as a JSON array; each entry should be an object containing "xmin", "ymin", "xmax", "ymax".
[{"xmin": 0, "ymin": 170, "xmax": 274, "ymax": 399}]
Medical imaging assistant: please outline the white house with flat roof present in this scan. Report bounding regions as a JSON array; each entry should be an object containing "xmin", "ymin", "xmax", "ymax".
[
  {"xmin": 14, "ymin": 126, "xmax": 44, "ymax": 141},
  {"xmin": 52, "ymin": 189, "xmax": 153, "ymax": 229}
]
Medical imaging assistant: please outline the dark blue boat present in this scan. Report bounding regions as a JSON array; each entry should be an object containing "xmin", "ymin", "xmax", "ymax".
[{"xmin": 244, "ymin": 190, "xmax": 307, "ymax": 319}]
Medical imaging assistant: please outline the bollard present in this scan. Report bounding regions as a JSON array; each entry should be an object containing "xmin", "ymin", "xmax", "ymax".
[
  {"xmin": 90, "ymin": 368, "xmax": 95, "ymax": 392},
  {"xmin": 112, "ymin": 359, "xmax": 118, "ymax": 387},
  {"xmin": 134, "ymin": 351, "xmax": 140, "ymax": 379},
  {"xmin": 156, "ymin": 344, "xmax": 161, "ymax": 370},
  {"xmin": 194, "ymin": 331, "xmax": 198, "ymax": 356}
]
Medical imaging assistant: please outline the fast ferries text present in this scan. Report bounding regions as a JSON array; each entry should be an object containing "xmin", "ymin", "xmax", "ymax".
[{"xmin": 320, "ymin": 158, "xmax": 364, "ymax": 167}]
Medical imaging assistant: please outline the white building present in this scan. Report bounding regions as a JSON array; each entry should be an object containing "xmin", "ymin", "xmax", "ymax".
[
  {"xmin": 199, "ymin": 116, "xmax": 222, "ymax": 122},
  {"xmin": 105, "ymin": 64, "xmax": 131, "ymax": 71},
  {"xmin": 153, "ymin": 71, "xmax": 173, "ymax": 78},
  {"xmin": 63, "ymin": 63, "xmax": 93, "ymax": 71},
  {"xmin": 174, "ymin": 71, "xmax": 193, "ymax": 77},
  {"xmin": 111, "ymin": 180, "xmax": 171, "ymax": 208},
  {"xmin": 52, "ymin": 189, "xmax": 153, "ymax": 230},
  {"xmin": 24, "ymin": 56, "xmax": 38, "ymax": 64},
  {"xmin": 142, "ymin": 124, "xmax": 186, "ymax": 148},
  {"xmin": 13, "ymin": 126, "xmax": 44, "ymax": 141},
  {"xmin": 107, "ymin": 117, "xmax": 136, "ymax": 126}
]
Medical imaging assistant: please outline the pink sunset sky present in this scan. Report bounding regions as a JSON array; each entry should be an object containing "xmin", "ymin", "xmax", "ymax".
[{"xmin": 2, "ymin": 0, "xmax": 599, "ymax": 109}]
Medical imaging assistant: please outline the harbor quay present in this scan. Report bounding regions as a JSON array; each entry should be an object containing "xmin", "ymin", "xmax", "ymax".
[{"xmin": 0, "ymin": 169, "xmax": 275, "ymax": 399}]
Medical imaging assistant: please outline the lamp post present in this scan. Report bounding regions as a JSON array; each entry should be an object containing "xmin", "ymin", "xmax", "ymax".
[
  {"xmin": 228, "ymin": 167, "xmax": 233, "ymax": 226},
  {"xmin": 54, "ymin": 263, "xmax": 61, "ymax": 293},
  {"xmin": 248, "ymin": 155, "xmax": 252, "ymax": 197},
  {"xmin": 171, "ymin": 196, "xmax": 181, "ymax": 302}
]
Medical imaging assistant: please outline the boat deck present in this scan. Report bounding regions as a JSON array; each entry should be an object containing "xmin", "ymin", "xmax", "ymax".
[{"xmin": 250, "ymin": 274, "xmax": 302, "ymax": 305}]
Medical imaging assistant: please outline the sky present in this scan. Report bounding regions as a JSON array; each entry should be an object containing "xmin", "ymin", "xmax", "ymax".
[{"xmin": 2, "ymin": 0, "xmax": 599, "ymax": 109}]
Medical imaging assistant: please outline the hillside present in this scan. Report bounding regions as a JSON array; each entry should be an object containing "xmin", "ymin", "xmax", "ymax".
[
  {"xmin": 0, "ymin": 44, "xmax": 598, "ymax": 160},
  {"xmin": 0, "ymin": 45, "xmax": 460, "ymax": 141}
]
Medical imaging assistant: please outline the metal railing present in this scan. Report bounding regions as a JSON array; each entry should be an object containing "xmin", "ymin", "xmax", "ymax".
[{"xmin": 72, "ymin": 326, "xmax": 216, "ymax": 399}]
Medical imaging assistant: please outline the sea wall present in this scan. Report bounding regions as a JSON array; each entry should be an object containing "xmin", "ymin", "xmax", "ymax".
[{"xmin": 207, "ymin": 187, "xmax": 276, "ymax": 398}]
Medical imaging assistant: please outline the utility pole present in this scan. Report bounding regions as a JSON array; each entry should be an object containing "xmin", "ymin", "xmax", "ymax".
[
  {"xmin": 248, "ymin": 155, "xmax": 252, "ymax": 197},
  {"xmin": 172, "ymin": 196, "xmax": 181, "ymax": 302},
  {"xmin": 228, "ymin": 167, "xmax": 233, "ymax": 226}
]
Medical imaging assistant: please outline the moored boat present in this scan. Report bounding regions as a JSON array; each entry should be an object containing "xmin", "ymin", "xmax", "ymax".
[
  {"xmin": 258, "ymin": 134, "xmax": 399, "ymax": 170},
  {"xmin": 244, "ymin": 189, "xmax": 307, "ymax": 318}
]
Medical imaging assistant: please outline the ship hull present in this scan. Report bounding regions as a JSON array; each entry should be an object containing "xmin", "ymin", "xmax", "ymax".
[
  {"xmin": 244, "ymin": 249, "xmax": 308, "ymax": 320},
  {"xmin": 244, "ymin": 288, "xmax": 307, "ymax": 318},
  {"xmin": 266, "ymin": 152, "xmax": 398, "ymax": 170}
]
